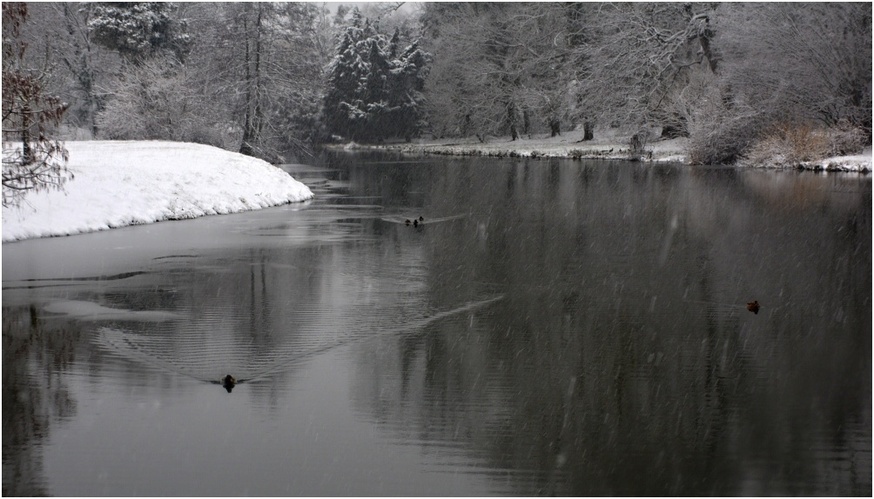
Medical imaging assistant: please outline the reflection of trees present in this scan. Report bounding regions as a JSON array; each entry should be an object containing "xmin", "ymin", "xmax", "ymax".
[
  {"xmin": 347, "ymin": 158, "xmax": 871, "ymax": 495},
  {"xmin": 3, "ymin": 306, "xmax": 82, "ymax": 496}
]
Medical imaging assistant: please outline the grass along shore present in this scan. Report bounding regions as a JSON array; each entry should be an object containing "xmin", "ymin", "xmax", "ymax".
[{"xmin": 332, "ymin": 128, "xmax": 871, "ymax": 172}]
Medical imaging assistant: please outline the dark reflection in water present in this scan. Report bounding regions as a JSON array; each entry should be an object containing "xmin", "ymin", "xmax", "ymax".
[{"xmin": 2, "ymin": 151, "xmax": 871, "ymax": 496}]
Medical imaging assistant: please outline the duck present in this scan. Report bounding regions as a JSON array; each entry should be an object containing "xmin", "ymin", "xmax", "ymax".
[
  {"xmin": 405, "ymin": 219, "xmax": 411, "ymax": 225},
  {"xmin": 413, "ymin": 219, "xmax": 419, "ymax": 227},
  {"xmin": 222, "ymin": 374, "xmax": 236, "ymax": 392},
  {"xmin": 418, "ymin": 216, "xmax": 424, "ymax": 222},
  {"xmin": 746, "ymin": 301, "xmax": 760, "ymax": 314}
]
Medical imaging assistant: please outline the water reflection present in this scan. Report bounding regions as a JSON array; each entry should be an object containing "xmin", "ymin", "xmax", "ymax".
[
  {"xmin": 2, "ymin": 152, "xmax": 870, "ymax": 495},
  {"xmin": 3, "ymin": 307, "xmax": 82, "ymax": 496},
  {"xmin": 331, "ymin": 154, "xmax": 872, "ymax": 495}
]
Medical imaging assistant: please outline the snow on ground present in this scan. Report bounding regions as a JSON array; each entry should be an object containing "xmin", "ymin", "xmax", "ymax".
[
  {"xmin": 339, "ymin": 128, "xmax": 872, "ymax": 171},
  {"xmin": 338, "ymin": 129, "xmax": 690, "ymax": 162},
  {"xmin": 2, "ymin": 140, "xmax": 313, "ymax": 242},
  {"xmin": 806, "ymin": 147, "xmax": 872, "ymax": 172}
]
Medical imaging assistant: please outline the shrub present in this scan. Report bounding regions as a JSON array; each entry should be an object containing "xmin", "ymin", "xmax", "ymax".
[
  {"xmin": 743, "ymin": 123, "xmax": 829, "ymax": 166},
  {"xmin": 683, "ymin": 73, "xmax": 766, "ymax": 165},
  {"xmin": 825, "ymin": 120, "xmax": 868, "ymax": 156},
  {"xmin": 741, "ymin": 121, "xmax": 868, "ymax": 167},
  {"xmin": 688, "ymin": 114, "xmax": 764, "ymax": 165}
]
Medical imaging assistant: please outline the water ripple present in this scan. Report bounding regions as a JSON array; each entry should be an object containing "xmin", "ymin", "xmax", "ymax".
[{"xmin": 94, "ymin": 294, "xmax": 505, "ymax": 386}]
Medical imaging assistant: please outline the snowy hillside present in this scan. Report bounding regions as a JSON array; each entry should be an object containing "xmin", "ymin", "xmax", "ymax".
[{"xmin": 2, "ymin": 141, "xmax": 313, "ymax": 242}]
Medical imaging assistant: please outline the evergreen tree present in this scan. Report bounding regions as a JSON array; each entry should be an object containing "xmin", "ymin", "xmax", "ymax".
[
  {"xmin": 323, "ymin": 11, "xmax": 373, "ymax": 140},
  {"xmin": 87, "ymin": 2, "xmax": 191, "ymax": 64},
  {"xmin": 387, "ymin": 41, "xmax": 430, "ymax": 140},
  {"xmin": 361, "ymin": 32, "xmax": 391, "ymax": 138},
  {"xmin": 322, "ymin": 9, "xmax": 431, "ymax": 142}
]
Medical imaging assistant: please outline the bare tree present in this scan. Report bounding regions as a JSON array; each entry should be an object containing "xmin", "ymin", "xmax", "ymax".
[
  {"xmin": 576, "ymin": 3, "xmax": 720, "ymax": 136},
  {"xmin": 2, "ymin": 3, "xmax": 71, "ymax": 208},
  {"xmin": 238, "ymin": 2, "xmax": 265, "ymax": 157},
  {"xmin": 50, "ymin": 3, "xmax": 115, "ymax": 137},
  {"xmin": 198, "ymin": 2, "xmax": 322, "ymax": 159},
  {"xmin": 423, "ymin": 3, "xmax": 576, "ymax": 141},
  {"xmin": 95, "ymin": 57, "xmax": 221, "ymax": 144},
  {"xmin": 716, "ymin": 3, "xmax": 871, "ymax": 135},
  {"xmin": 687, "ymin": 3, "xmax": 871, "ymax": 164}
]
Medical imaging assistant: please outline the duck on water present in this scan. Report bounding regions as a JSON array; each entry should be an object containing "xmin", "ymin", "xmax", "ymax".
[
  {"xmin": 405, "ymin": 216, "xmax": 425, "ymax": 227},
  {"xmin": 221, "ymin": 374, "xmax": 236, "ymax": 392}
]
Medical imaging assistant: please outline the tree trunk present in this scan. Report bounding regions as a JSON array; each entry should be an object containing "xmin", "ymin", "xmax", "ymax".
[
  {"xmin": 629, "ymin": 131, "xmax": 647, "ymax": 160},
  {"xmin": 61, "ymin": 4, "xmax": 101, "ymax": 138},
  {"xmin": 699, "ymin": 35, "xmax": 718, "ymax": 73},
  {"xmin": 239, "ymin": 3, "xmax": 262, "ymax": 157},
  {"xmin": 508, "ymin": 102, "xmax": 518, "ymax": 141},
  {"xmin": 21, "ymin": 104, "xmax": 32, "ymax": 164},
  {"xmin": 549, "ymin": 118, "xmax": 561, "ymax": 137},
  {"xmin": 252, "ymin": 4, "xmax": 263, "ymax": 139},
  {"xmin": 240, "ymin": 9, "xmax": 254, "ymax": 156},
  {"xmin": 583, "ymin": 120, "xmax": 594, "ymax": 141}
]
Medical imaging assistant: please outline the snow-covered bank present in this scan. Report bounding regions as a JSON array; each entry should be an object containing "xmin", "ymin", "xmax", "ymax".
[
  {"xmin": 2, "ymin": 141, "xmax": 313, "ymax": 242},
  {"xmin": 794, "ymin": 149, "xmax": 872, "ymax": 172},
  {"xmin": 333, "ymin": 130, "xmax": 691, "ymax": 162},
  {"xmin": 334, "ymin": 129, "xmax": 871, "ymax": 171}
]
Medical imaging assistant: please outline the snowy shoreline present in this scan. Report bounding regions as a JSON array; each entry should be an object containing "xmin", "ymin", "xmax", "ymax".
[
  {"xmin": 333, "ymin": 129, "xmax": 872, "ymax": 172},
  {"xmin": 2, "ymin": 141, "xmax": 313, "ymax": 243},
  {"xmin": 343, "ymin": 135, "xmax": 689, "ymax": 163},
  {"xmin": 3, "ymin": 136, "xmax": 868, "ymax": 243}
]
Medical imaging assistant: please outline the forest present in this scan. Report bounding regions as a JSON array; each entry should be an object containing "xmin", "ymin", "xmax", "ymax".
[{"xmin": 3, "ymin": 2, "xmax": 872, "ymax": 168}]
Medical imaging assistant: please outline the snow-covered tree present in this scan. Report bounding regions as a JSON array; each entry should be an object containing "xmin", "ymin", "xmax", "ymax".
[
  {"xmin": 219, "ymin": 2, "xmax": 323, "ymax": 159},
  {"xmin": 385, "ymin": 38, "xmax": 430, "ymax": 140},
  {"xmin": 15, "ymin": 3, "xmax": 121, "ymax": 139},
  {"xmin": 577, "ymin": 3, "xmax": 719, "ymax": 137},
  {"xmin": 323, "ymin": 10, "xmax": 379, "ymax": 140},
  {"xmin": 421, "ymin": 3, "xmax": 577, "ymax": 141},
  {"xmin": 716, "ymin": 3, "xmax": 871, "ymax": 135},
  {"xmin": 689, "ymin": 3, "xmax": 871, "ymax": 164},
  {"xmin": 323, "ymin": 9, "xmax": 431, "ymax": 142},
  {"xmin": 2, "ymin": 3, "xmax": 71, "ymax": 208},
  {"xmin": 87, "ymin": 2, "xmax": 191, "ymax": 64},
  {"xmin": 95, "ymin": 57, "xmax": 220, "ymax": 145}
]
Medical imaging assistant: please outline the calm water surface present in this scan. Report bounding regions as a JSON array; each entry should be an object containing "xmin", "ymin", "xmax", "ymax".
[{"xmin": 3, "ymin": 152, "xmax": 871, "ymax": 495}]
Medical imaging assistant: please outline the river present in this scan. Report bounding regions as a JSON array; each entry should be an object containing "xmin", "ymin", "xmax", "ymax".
[{"xmin": 3, "ymin": 151, "xmax": 871, "ymax": 495}]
